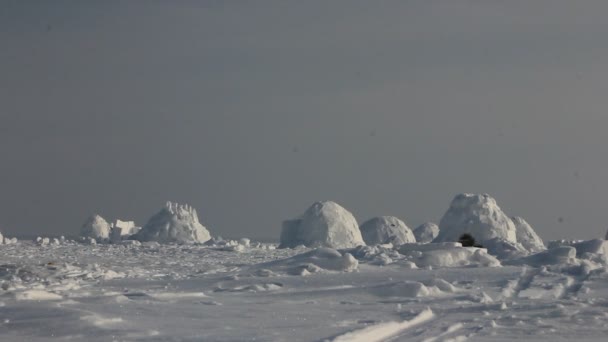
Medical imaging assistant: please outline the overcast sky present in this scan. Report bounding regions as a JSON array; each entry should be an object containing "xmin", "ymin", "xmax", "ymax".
[{"xmin": 2, "ymin": 1, "xmax": 608, "ymax": 241}]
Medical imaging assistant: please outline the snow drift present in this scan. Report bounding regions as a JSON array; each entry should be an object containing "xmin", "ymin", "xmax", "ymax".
[
  {"xmin": 413, "ymin": 222, "xmax": 439, "ymax": 243},
  {"xmin": 279, "ymin": 201, "xmax": 364, "ymax": 249},
  {"xmin": 80, "ymin": 214, "xmax": 111, "ymax": 240},
  {"xmin": 359, "ymin": 216, "xmax": 416, "ymax": 246},
  {"xmin": 255, "ymin": 248, "xmax": 358, "ymax": 275},
  {"xmin": 133, "ymin": 202, "xmax": 211, "ymax": 244},
  {"xmin": 398, "ymin": 242, "xmax": 501, "ymax": 268}
]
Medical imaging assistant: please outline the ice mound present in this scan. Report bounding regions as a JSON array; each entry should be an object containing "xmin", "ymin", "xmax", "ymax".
[
  {"xmin": 413, "ymin": 222, "xmax": 439, "ymax": 243},
  {"xmin": 359, "ymin": 216, "xmax": 416, "ymax": 246},
  {"xmin": 435, "ymin": 194, "xmax": 517, "ymax": 245},
  {"xmin": 279, "ymin": 201, "xmax": 365, "ymax": 249},
  {"xmin": 511, "ymin": 216, "xmax": 545, "ymax": 253},
  {"xmin": 80, "ymin": 214, "xmax": 111, "ymax": 240},
  {"xmin": 398, "ymin": 242, "xmax": 501, "ymax": 268},
  {"xmin": 133, "ymin": 202, "xmax": 211, "ymax": 244},
  {"xmin": 255, "ymin": 248, "xmax": 358, "ymax": 275}
]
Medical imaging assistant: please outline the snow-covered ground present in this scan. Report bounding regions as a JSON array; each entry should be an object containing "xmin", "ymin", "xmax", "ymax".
[{"xmin": 2, "ymin": 240, "xmax": 608, "ymax": 341}]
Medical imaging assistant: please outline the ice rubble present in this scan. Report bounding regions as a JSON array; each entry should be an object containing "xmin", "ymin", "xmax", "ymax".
[
  {"xmin": 434, "ymin": 193, "xmax": 545, "ymax": 257},
  {"xmin": 133, "ymin": 202, "xmax": 212, "ymax": 244},
  {"xmin": 254, "ymin": 248, "xmax": 358, "ymax": 275},
  {"xmin": 110, "ymin": 220, "xmax": 141, "ymax": 243},
  {"xmin": 359, "ymin": 216, "xmax": 416, "ymax": 246},
  {"xmin": 279, "ymin": 201, "xmax": 365, "ymax": 249},
  {"xmin": 80, "ymin": 214, "xmax": 111, "ymax": 240},
  {"xmin": 413, "ymin": 222, "xmax": 439, "ymax": 244}
]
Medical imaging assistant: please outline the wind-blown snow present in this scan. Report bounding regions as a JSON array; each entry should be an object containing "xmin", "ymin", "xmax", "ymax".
[
  {"xmin": 413, "ymin": 222, "xmax": 439, "ymax": 244},
  {"xmin": 80, "ymin": 214, "xmax": 111, "ymax": 240},
  {"xmin": 279, "ymin": 201, "xmax": 365, "ymax": 249},
  {"xmin": 133, "ymin": 202, "xmax": 211, "ymax": 244},
  {"xmin": 359, "ymin": 216, "xmax": 416, "ymax": 246}
]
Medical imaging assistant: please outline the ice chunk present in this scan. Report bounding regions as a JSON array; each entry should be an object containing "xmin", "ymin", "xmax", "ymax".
[
  {"xmin": 80, "ymin": 214, "xmax": 111, "ymax": 240},
  {"xmin": 279, "ymin": 201, "xmax": 365, "ymax": 249},
  {"xmin": 359, "ymin": 216, "xmax": 416, "ymax": 246},
  {"xmin": 413, "ymin": 222, "xmax": 439, "ymax": 244},
  {"xmin": 133, "ymin": 202, "xmax": 211, "ymax": 244}
]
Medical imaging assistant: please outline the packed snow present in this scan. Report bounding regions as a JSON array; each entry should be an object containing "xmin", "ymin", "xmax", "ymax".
[
  {"xmin": 3, "ymin": 194, "xmax": 608, "ymax": 341},
  {"xmin": 359, "ymin": 216, "xmax": 416, "ymax": 246},
  {"xmin": 413, "ymin": 222, "xmax": 439, "ymax": 244},
  {"xmin": 279, "ymin": 201, "xmax": 365, "ymax": 249},
  {"xmin": 133, "ymin": 202, "xmax": 211, "ymax": 244}
]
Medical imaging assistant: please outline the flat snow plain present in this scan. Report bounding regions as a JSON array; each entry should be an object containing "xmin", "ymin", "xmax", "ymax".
[{"xmin": 1, "ymin": 241, "xmax": 608, "ymax": 341}]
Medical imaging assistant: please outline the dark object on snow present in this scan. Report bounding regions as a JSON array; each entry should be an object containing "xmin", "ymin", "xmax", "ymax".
[{"xmin": 459, "ymin": 233, "xmax": 483, "ymax": 248}]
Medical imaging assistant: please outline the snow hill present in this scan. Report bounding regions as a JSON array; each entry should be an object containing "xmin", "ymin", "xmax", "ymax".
[
  {"xmin": 133, "ymin": 202, "xmax": 211, "ymax": 244},
  {"xmin": 359, "ymin": 216, "xmax": 416, "ymax": 245},
  {"xmin": 413, "ymin": 222, "xmax": 439, "ymax": 243},
  {"xmin": 279, "ymin": 201, "xmax": 365, "ymax": 249}
]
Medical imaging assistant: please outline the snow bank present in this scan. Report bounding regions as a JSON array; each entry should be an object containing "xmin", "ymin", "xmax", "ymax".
[
  {"xmin": 80, "ymin": 214, "xmax": 111, "ymax": 240},
  {"xmin": 510, "ymin": 246, "xmax": 577, "ymax": 267},
  {"xmin": 359, "ymin": 216, "xmax": 415, "ymax": 246},
  {"xmin": 547, "ymin": 239, "xmax": 608, "ymax": 258},
  {"xmin": 133, "ymin": 202, "xmax": 211, "ymax": 244},
  {"xmin": 413, "ymin": 222, "xmax": 439, "ymax": 244},
  {"xmin": 511, "ymin": 216, "xmax": 545, "ymax": 253},
  {"xmin": 398, "ymin": 243, "xmax": 501, "ymax": 268},
  {"xmin": 255, "ymin": 248, "xmax": 358, "ymax": 275},
  {"xmin": 279, "ymin": 201, "xmax": 365, "ymax": 249}
]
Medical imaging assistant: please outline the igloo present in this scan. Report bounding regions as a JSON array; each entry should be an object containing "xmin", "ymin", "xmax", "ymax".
[
  {"xmin": 80, "ymin": 214, "xmax": 111, "ymax": 240},
  {"xmin": 359, "ymin": 216, "xmax": 415, "ymax": 246},
  {"xmin": 279, "ymin": 201, "xmax": 365, "ymax": 249},
  {"xmin": 413, "ymin": 222, "xmax": 439, "ymax": 244},
  {"xmin": 133, "ymin": 202, "xmax": 211, "ymax": 244}
]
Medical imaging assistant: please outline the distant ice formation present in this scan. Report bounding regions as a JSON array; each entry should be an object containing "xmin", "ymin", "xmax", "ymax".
[
  {"xmin": 80, "ymin": 214, "xmax": 111, "ymax": 240},
  {"xmin": 434, "ymin": 193, "xmax": 545, "ymax": 258},
  {"xmin": 413, "ymin": 222, "xmax": 439, "ymax": 244},
  {"xmin": 279, "ymin": 201, "xmax": 365, "ymax": 249},
  {"xmin": 0, "ymin": 230, "xmax": 3, "ymax": 244},
  {"xmin": 133, "ymin": 202, "xmax": 211, "ymax": 244},
  {"xmin": 359, "ymin": 216, "xmax": 416, "ymax": 246}
]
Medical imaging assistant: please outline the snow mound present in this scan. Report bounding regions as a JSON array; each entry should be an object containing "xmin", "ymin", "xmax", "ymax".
[
  {"xmin": 279, "ymin": 201, "xmax": 365, "ymax": 249},
  {"xmin": 255, "ymin": 248, "xmax": 358, "ymax": 275},
  {"xmin": 80, "ymin": 214, "xmax": 111, "ymax": 240},
  {"xmin": 510, "ymin": 246, "xmax": 577, "ymax": 267},
  {"xmin": 0, "ymin": 231, "xmax": 3, "ymax": 244},
  {"xmin": 413, "ymin": 222, "xmax": 439, "ymax": 244},
  {"xmin": 511, "ymin": 216, "xmax": 545, "ymax": 253},
  {"xmin": 359, "ymin": 216, "xmax": 416, "ymax": 246},
  {"xmin": 398, "ymin": 243, "xmax": 501, "ymax": 268},
  {"xmin": 133, "ymin": 202, "xmax": 211, "ymax": 244},
  {"xmin": 435, "ymin": 194, "xmax": 517, "ymax": 247},
  {"xmin": 547, "ymin": 239, "xmax": 608, "ymax": 258}
]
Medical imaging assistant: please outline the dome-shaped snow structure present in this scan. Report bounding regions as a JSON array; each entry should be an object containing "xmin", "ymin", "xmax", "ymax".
[
  {"xmin": 413, "ymin": 222, "xmax": 439, "ymax": 244},
  {"xmin": 134, "ymin": 202, "xmax": 211, "ymax": 244},
  {"xmin": 80, "ymin": 214, "xmax": 111, "ymax": 240},
  {"xmin": 434, "ymin": 193, "xmax": 517, "ymax": 246},
  {"xmin": 279, "ymin": 201, "xmax": 365, "ymax": 249},
  {"xmin": 511, "ymin": 216, "xmax": 545, "ymax": 253},
  {"xmin": 359, "ymin": 216, "xmax": 415, "ymax": 245}
]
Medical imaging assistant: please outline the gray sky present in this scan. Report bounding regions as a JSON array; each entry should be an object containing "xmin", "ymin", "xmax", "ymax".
[{"xmin": 2, "ymin": 1, "xmax": 608, "ymax": 241}]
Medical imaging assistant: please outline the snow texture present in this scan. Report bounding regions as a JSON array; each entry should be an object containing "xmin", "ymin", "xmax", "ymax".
[
  {"xmin": 279, "ymin": 201, "xmax": 365, "ymax": 249},
  {"xmin": 398, "ymin": 243, "xmax": 501, "ymax": 268},
  {"xmin": 511, "ymin": 216, "xmax": 546, "ymax": 253},
  {"xmin": 359, "ymin": 216, "xmax": 416, "ymax": 246},
  {"xmin": 80, "ymin": 214, "xmax": 111, "ymax": 240},
  {"xmin": 133, "ymin": 202, "xmax": 211, "ymax": 244},
  {"xmin": 413, "ymin": 222, "xmax": 439, "ymax": 243},
  {"xmin": 255, "ymin": 248, "xmax": 358, "ymax": 275},
  {"xmin": 510, "ymin": 246, "xmax": 577, "ymax": 267}
]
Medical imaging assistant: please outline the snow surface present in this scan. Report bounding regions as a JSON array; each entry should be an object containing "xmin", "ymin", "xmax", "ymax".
[
  {"xmin": 279, "ymin": 201, "xmax": 365, "ymax": 249},
  {"xmin": 360, "ymin": 216, "xmax": 416, "ymax": 246},
  {"xmin": 80, "ymin": 214, "xmax": 111, "ymax": 240},
  {"xmin": 3, "ymin": 234, "xmax": 608, "ymax": 341},
  {"xmin": 413, "ymin": 222, "xmax": 439, "ymax": 244},
  {"xmin": 512, "ymin": 216, "xmax": 546, "ymax": 253},
  {"xmin": 133, "ymin": 202, "xmax": 211, "ymax": 244}
]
